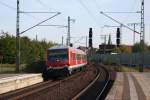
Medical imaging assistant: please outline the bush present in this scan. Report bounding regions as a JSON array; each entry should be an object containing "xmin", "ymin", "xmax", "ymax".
[
  {"xmin": 25, "ymin": 60, "xmax": 47, "ymax": 73},
  {"xmin": 103, "ymin": 58, "xmax": 113, "ymax": 65}
]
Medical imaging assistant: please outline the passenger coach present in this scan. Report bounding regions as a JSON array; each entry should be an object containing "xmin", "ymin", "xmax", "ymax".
[{"xmin": 45, "ymin": 45, "xmax": 87, "ymax": 77}]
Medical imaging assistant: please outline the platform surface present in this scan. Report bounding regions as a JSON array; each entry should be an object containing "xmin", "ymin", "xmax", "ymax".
[
  {"xmin": 106, "ymin": 72, "xmax": 150, "ymax": 100},
  {"xmin": 0, "ymin": 74, "xmax": 43, "ymax": 94}
]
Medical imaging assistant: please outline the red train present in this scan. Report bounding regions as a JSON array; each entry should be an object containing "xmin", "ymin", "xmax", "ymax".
[{"xmin": 44, "ymin": 45, "xmax": 87, "ymax": 77}]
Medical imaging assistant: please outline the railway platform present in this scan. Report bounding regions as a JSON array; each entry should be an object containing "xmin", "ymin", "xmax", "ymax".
[
  {"xmin": 0, "ymin": 74, "xmax": 43, "ymax": 94},
  {"xmin": 106, "ymin": 72, "xmax": 150, "ymax": 100}
]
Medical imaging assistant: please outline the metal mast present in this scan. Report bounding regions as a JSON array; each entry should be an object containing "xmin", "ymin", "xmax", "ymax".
[
  {"xmin": 62, "ymin": 36, "xmax": 64, "ymax": 45},
  {"xmin": 15, "ymin": 1, "xmax": 61, "ymax": 73},
  {"xmin": 66, "ymin": 16, "xmax": 75, "ymax": 46},
  {"xmin": 128, "ymin": 23, "xmax": 140, "ymax": 44},
  {"xmin": 140, "ymin": 0, "xmax": 145, "ymax": 72},
  {"xmin": 67, "ymin": 16, "xmax": 70, "ymax": 46},
  {"xmin": 16, "ymin": 0, "xmax": 20, "ymax": 72},
  {"xmin": 140, "ymin": 0, "xmax": 145, "ymax": 43}
]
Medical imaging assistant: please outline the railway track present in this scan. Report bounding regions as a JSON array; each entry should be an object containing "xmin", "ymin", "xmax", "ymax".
[
  {"xmin": 72, "ymin": 64, "xmax": 114, "ymax": 100},
  {"xmin": 0, "ymin": 64, "xmax": 98, "ymax": 100},
  {"xmin": 0, "ymin": 79, "xmax": 55, "ymax": 100}
]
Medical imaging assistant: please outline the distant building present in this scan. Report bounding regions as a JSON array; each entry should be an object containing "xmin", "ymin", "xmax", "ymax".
[
  {"xmin": 97, "ymin": 44, "xmax": 133, "ymax": 54},
  {"xmin": 97, "ymin": 44, "xmax": 116, "ymax": 54},
  {"xmin": 77, "ymin": 46, "xmax": 88, "ymax": 52},
  {"xmin": 77, "ymin": 46, "xmax": 98, "ymax": 55}
]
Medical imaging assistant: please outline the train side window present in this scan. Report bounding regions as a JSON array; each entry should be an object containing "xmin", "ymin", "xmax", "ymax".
[
  {"xmin": 83, "ymin": 55, "xmax": 86, "ymax": 61},
  {"xmin": 81, "ymin": 55, "xmax": 83, "ymax": 60},
  {"xmin": 77, "ymin": 54, "xmax": 80, "ymax": 60},
  {"xmin": 71, "ymin": 53, "xmax": 73, "ymax": 61},
  {"xmin": 79, "ymin": 54, "xmax": 81, "ymax": 60},
  {"xmin": 76, "ymin": 54, "xmax": 78, "ymax": 60},
  {"xmin": 83, "ymin": 55, "xmax": 85, "ymax": 61},
  {"xmin": 73, "ymin": 53, "xmax": 75, "ymax": 61}
]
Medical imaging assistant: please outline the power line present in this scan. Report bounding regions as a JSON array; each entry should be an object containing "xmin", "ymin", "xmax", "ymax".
[
  {"xmin": 101, "ymin": 11, "xmax": 140, "ymax": 13},
  {"xmin": 20, "ymin": 11, "xmax": 60, "ymax": 13},
  {"xmin": 35, "ymin": 0, "xmax": 47, "ymax": 8},
  {"xmin": 21, "ymin": 13, "xmax": 41, "ymax": 20},
  {"xmin": 0, "ymin": 1, "xmax": 61, "ymax": 23},
  {"xmin": 73, "ymin": 36, "xmax": 85, "ymax": 44},
  {"xmin": 131, "ymin": 0, "xmax": 140, "ymax": 11},
  {"xmin": 38, "ymin": 25, "xmax": 67, "ymax": 28},
  {"xmin": 93, "ymin": 0, "xmax": 101, "ymax": 10},
  {"xmin": 0, "ymin": 1, "xmax": 41, "ymax": 21},
  {"xmin": 100, "ymin": 12, "xmax": 140, "ymax": 34},
  {"xmin": 77, "ymin": 0, "xmax": 100, "ymax": 26},
  {"xmin": 20, "ymin": 12, "xmax": 61, "ymax": 34},
  {"xmin": 35, "ymin": 0, "xmax": 67, "ymax": 23},
  {"xmin": 128, "ymin": 23, "xmax": 140, "ymax": 44},
  {"xmin": 0, "ymin": 1, "xmax": 16, "ymax": 10},
  {"xmin": 35, "ymin": 0, "xmax": 52, "ymax": 10}
]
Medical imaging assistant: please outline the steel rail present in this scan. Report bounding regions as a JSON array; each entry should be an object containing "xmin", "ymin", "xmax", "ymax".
[
  {"xmin": 1, "ymin": 65, "xmax": 97, "ymax": 100},
  {"xmin": 72, "ymin": 64, "xmax": 111, "ymax": 100},
  {"xmin": 96, "ymin": 66, "xmax": 111, "ymax": 100},
  {"xmin": 13, "ymin": 81, "xmax": 60, "ymax": 99},
  {"xmin": 0, "ymin": 68, "xmax": 89, "ymax": 99},
  {"xmin": 72, "ymin": 67, "xmax": 100, "ymax": 100},
  {"xmin": 0, "ymin": 80, "xmax": 54, "ymax": 98}
]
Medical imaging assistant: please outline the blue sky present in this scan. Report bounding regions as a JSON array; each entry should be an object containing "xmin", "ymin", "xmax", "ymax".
[{"xmin": 0, "ymin": 0, "xmax": 150, "ymax": 48}]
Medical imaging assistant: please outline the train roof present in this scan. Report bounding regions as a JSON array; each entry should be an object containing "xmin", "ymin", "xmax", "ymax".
[
  {"xmin": 48, "ymin": 45, "xmax": 68, "ymax": 50},
  {"xmin": 48, "ymin": 45, "xmax": 86, "ymax": 54}
]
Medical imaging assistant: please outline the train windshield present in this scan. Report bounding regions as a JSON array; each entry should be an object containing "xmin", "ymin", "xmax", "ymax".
[{"xmin": 47, "ymin": 49, "xmax": 68, "ymax": 61}]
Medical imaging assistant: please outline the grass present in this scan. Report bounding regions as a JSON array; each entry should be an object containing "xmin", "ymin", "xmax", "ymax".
[{"xmin": 0, "ymin": 64, "xmax": 27, "ymax": 73}]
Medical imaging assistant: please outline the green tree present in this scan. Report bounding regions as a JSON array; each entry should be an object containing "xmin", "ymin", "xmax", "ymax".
[
  {"xmin": 120, "ymin": 45, "xmax": 132, "ymax": 54},
  {"xmin": 132, "ymin": 43, "xmax": 149, "ymax": 53},
  {"xmin": 0, "ymin": 31, "xmax": 56, "ymax": 64},
  {"xmin": 0, "ymin": 31, "xmax": 16, "ymax": 63},
  {"xmin": 112, "ymin": 47, "xmax": 121, "ymax": 53}
]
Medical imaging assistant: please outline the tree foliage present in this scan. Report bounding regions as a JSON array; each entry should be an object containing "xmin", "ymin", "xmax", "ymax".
[
  {"xmin": 0, "ymin": 31, "xmax": 56, "ymax": 64},
  {"xmin": 0, "ymin": 31, "xmax": 16, "ymax": 63},
  {"xmin": 132, "ymin": 43, "xmax": 149, "ymax": 53},
  {"xmin": 120, "ymin": 45, "xmax": 132, "ymax": 54},
  {"xmin": 112, "ymin": 47, "xmax": 121, "ymax": 53}
]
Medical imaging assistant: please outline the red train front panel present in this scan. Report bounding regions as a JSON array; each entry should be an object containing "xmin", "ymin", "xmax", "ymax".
[{"xmin": 46, "ymin": 48, "xmax": 69, "ymax": 69}]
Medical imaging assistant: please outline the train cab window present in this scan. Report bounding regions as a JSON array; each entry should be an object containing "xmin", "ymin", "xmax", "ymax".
[{"xmin": 47, "ymin": 49, "xmax": 68, "ymax": 61}]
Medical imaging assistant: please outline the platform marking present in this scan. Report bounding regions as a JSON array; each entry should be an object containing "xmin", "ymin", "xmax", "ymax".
[
  {"xmin": 128, "ymin": 73, "xmax": 138, "ymax": 100},
  {"xmin": 105, "ymin": 72, "xmax": 124, "ymax": 100},
  {"xmin": 133, "ymin": 73, "xmax": 150, "ymax": 100},
  {"xmin": 122, "ymin": 73, "xmax": 130, "ymax": 100},
  {"xmin": 114, "ymin": 73, "xmax": 124, "ymax": 100},
  {"xmin": 130, "ymin": 73, "xmax": 146, "ymax": 100}
]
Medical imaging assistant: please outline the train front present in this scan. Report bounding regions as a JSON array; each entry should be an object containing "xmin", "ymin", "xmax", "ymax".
[{"xmin": 46, "ymin": 48, "xmax": 69, "ymax": 77}]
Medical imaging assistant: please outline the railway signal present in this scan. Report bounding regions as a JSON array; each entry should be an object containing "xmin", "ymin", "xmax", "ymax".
[
  {"xmin": 103, "ymin": 25, "xmax": 123, "ymax": 45},
  {"xmin": 89, "ymin": 28, "xmax": 93, "ymax": 48},
  {"xmin": 116, "ymin": 28, "xmax": 120, "ymax": 47}
]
